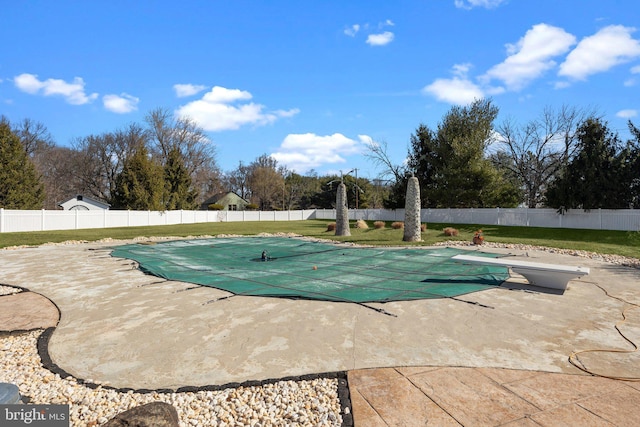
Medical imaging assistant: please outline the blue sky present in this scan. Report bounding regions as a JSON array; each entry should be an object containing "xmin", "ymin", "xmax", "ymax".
[{"xmin": 2, "ymin": 0, "xmax": 639, "ymax": 179}]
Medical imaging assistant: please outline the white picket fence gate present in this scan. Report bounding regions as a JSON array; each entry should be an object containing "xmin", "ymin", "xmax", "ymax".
[{"xmin": 1, "ymin": 207, "xmax": 639, "ymax": 233}]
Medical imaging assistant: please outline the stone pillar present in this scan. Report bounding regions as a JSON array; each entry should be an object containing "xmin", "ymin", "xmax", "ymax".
[
  {"xmin": 403, "ymin": 176, "xmax": 421, "ymax": 242},
  {"xmin": 335, "ymin": 182, "xmax": 351, "ymax": 236}
]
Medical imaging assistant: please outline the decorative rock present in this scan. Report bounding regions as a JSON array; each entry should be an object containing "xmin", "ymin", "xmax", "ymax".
[
  {"xmin": 0, "ymin": 382, "xmax": 21, "ymax": 404},
  {"xmin": 403, "ymin": 176, "xmax": 422, "ymax": 242},
  {"xmin": 103, "ymin": 402, "xmax": 179, "ymax": 427},
  {"xmin": 335, "ymin": 182, "xmax": 351, "ymax": 236}
]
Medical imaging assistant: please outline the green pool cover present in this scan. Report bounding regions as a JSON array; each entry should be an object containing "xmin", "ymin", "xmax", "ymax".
[{"xmin": 111, "ymin": 237, "xmax": 509, "ymax": 303}]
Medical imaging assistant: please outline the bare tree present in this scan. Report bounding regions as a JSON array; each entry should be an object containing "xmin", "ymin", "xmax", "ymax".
[
  {"xmin": 73, "ymin": 123, "xmax": 147, "ymax": 204},
  {"xmin": 34, "ymin": 146, "xmax": 84, "ymax": 208},
  {"xmin": 364, "ymin": 139, "xmax": 406, "ymax": 182},
  {"xmin": 247, "ymin": 155, "xmax": 284, "ymax": 210},
  {"xmin": 223, "ymin": 161, "xmax": 252, "ymax": 200},
  {"xmin": 145, "ymin": 108, "xmax": 219, "ymax": 203},
  {"xmin": 12, "ymin": 118, "xmax": 55, "ymax": 157},
  {"xmin": 495, "ymin": 105, "xmax": 598, "ymax": 208}
]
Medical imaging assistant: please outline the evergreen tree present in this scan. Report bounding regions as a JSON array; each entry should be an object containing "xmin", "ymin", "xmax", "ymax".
[
  {"xmin": 623, "ymin": 120, "xmax": 640, "ymax": 208},
  {"xmin": 112, "ymin": 145, "xmax": 164, "ymax": 210},
  {"xmin": 405, "ymin": 99, "xmax": 520, "ymax": 208},
  {"xmin": 0, "ymin": 122, "xmax": 44, "ymax": 209},
  {"xmin": 545, "ymin": 118, "xmax": 627, "ymax": 210},
  {"xmin": 164, "ymin": 147, "xmax": 198, "ymax": 210}
]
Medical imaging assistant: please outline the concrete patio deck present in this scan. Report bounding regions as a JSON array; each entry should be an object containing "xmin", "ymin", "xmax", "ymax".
[{"xmin": 1, "ymin": 238, "xmax": 639, "ymax": 425}]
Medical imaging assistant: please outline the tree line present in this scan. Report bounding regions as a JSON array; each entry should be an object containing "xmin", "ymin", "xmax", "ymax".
[
  {"xmin": 0, "ymin": 109, "xmax": 378, "ymax": 211},
  {"xmin": 369, "ymin": 99, "xmax": 640, "ymax": 211},
  {"xmin": 1, "ymin": 100, "xmax": 639, "ymax": 211}
]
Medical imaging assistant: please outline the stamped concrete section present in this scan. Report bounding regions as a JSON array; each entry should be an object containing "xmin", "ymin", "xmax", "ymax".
[
  {"xmin": 349, "ymin": 367, "xmax": 640, "ymax": 426},
  {"xmin": 0, "ymin": 291, "xmax": 59, "ymax": 331},
  {"xmin": 0, "ymin": 241, "xmax": 639, "ymax": 391}
]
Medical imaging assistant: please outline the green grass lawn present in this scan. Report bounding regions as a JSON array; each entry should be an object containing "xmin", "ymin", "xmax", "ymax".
[{"xmin": 0, "ymin": 219, "xmax": 638, "ymax": 259}]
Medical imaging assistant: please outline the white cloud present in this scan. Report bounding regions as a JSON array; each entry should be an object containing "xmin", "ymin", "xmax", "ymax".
[
  {"xmin": 344, "ymin": 24, "xmax": 360, "ymax": 37},
  {"xmin": 628, "ymin": 66, "xmax": 640, "ymax": 86},
  {"xmin": 616, "ymin": 109, "xmax": 637, "ymax": 118},
  {"xmin": 452, "ymin": 63, "xmax": 473, "ymax": 77},
  {"xmin": 270, "ymin": 133, "xmax": 366, "ymax": 173},
  {"xmin": 423, "ymin": 64, "xmax": 485, "ymax": 104},
  {"xmin": 103, "ymin": 93, "xmax": 139, "ymax": 113},
  {"xmin": 454, "ymin": 0, "xmax": 508, "ymax": 9},
  {"xmin": 559, "ymin": 25, "xmax": 640, "ymax": 80},
  {"xmin": 173, "ymin": 83, "xmax": 208, "ymax": 97},
  {"xmin": 554, "ymin": 81, "xmax": 571, "ymax": 89},
  {"xmin": 14, "ymin": 73, "xmax": 98, "ymax": 105},
  {"xmin": 423, "ymin": 78, "xmax": 484, "ymax": 104},
  {"xmin": 14, "ymin": 73, "xmax": 47, "ymax": 94},
  {"xmin": 483, "ymin": 24, "xmax": 576, "ymax": 91},
  {"xmin": 273, "ymin": 109, "xmax": 300, "ymax": 118},
  {"xmin": 366, "ymin": 31, "xmax": 394, "ymax": 46},
  {"xmin": 203, "ymin": 86, "xmax": 252, "ymax": 103},
  {"xmin": 176, "ymin": 86, "xmax": 298, "ymax": 131}
]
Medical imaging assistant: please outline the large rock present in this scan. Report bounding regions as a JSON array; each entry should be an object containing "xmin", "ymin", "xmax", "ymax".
[
  {"xmin": 335, "ymin": 182, "xmax": 351, "ymax": 236},
  {"xmin": 403, "ymin": 176, "xmax": 421, "ymax": 242},
  {"xmin": 0, "ymin": 382, "xmax": 21, "ymax": 404},
  {"xmin": 104, "ymin": 402, "xmax": 179, "ymax": 427}
]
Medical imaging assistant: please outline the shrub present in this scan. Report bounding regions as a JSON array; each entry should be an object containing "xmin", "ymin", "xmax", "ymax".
[
  {"xmin": 421, "ymin": 223, "xmax": 427, "ymax": 232},
  {"xmin": 443, "ymin": 227, "xmax": 459, "ymax": 236},
  {"xmin": 326, "ymin": 222, "xmax": 336, "ymax": 232},
  {"xmin": 355, "ymin": 219, "xmax": 369, "ymax": 229},
  {"xmin": 391, "ymin": 221, "xmax": 404, "ymax": 229},
  {"xmin": 473, "ymin": 229, "xmax": 485, "ymax": 245},
  {"xmin": 245, "ymin": 203, "xmax": 259, "ymax": 211},
  {"xmin": 373, "ymin": 221, "xmax": 385, "ymax": 229},
  {"xmin": 208, "ymin": 203, "xmax": 224, "ymax": 211}
]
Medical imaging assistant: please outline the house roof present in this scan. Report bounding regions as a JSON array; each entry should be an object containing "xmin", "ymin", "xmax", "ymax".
[
  {"xmin": 202, "ymin": 191, "xmax": 248, "ymax": 205},
  {"xmin": 58, "ymin": 194, "xmax": 111, "ymax": 208}
]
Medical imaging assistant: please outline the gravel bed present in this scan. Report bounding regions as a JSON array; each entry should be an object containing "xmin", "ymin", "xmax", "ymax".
[
  {"xmin": 0, "ymin": 330, "xmax": 344, "ymax": 426},
  {"xmin": 0, "ymin": 285, "xmax": 23, "ymax": 296}
]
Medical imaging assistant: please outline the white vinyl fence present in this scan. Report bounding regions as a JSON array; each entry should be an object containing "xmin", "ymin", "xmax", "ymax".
[
  {"xmin": 0, "ymin": 208, "xmax": 316, "ymax": 233},
  {"xmin": 315, "ymin": 208, "xmax": 640, "ymax": 232},
  {"xmin": 1, "ymin": 207, "xmax": 639, "ymax": 233}
]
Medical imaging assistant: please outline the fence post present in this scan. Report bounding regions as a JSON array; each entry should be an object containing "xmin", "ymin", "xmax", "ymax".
[
  {"xmin": 41, "ymin": 209, "xmax": 45, "ymax": 231},
  {"xmin": 75, "ymin": 209, "xmax": 79, "ymax": 230},
  {"xmin": 0, "ymin": 208, "xmax": 3, "ymax": 232},
  {"xmin": 599, "ymin": 208, "xmax": 602, "ymax": 230},
  {"xmin": 496, "ymin": 207, "xmax": 500, "ymax": 225}
]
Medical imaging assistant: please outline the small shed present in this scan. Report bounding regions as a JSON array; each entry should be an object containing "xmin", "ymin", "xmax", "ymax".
[
  {"xmin": 201, "ymin": 192, "xmax": 250, "ymax": 211},
  {"xmin": 59, "ymin": 195, "xmax": 110, "ymax": 211}
]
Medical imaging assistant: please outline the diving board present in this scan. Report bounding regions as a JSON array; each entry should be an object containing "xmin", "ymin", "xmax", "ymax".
[{"xmin": 452, "ymin": 254, "xmax": 590, "ymax": 291}]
